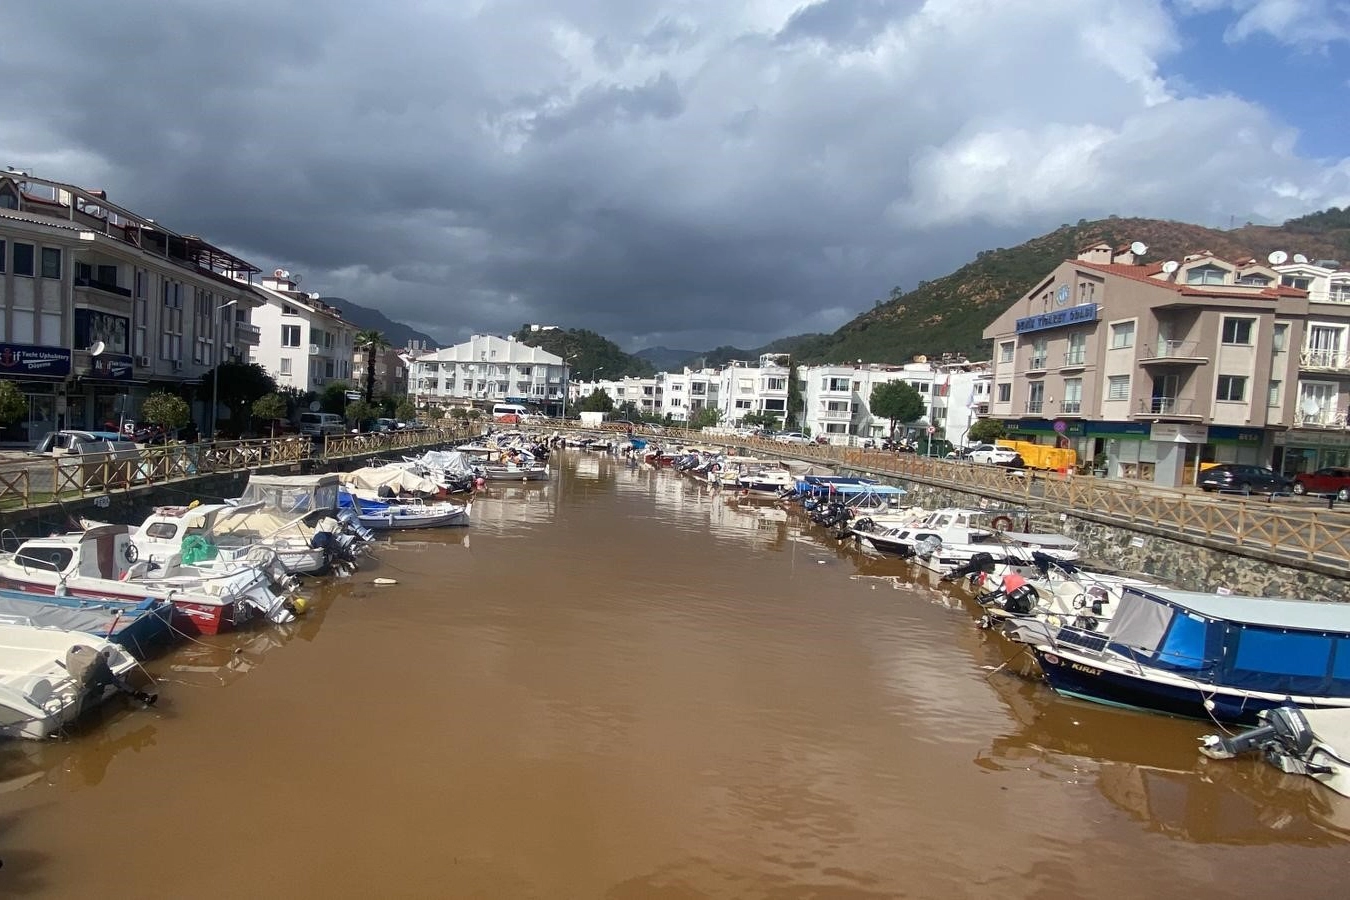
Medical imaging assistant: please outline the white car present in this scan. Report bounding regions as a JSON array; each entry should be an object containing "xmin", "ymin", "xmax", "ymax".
[
  {"xmin": 967, "ymin": 444, "xmax": 1019, "ymax": 465},
  {"xmin": 775, "ymin": 432, "xmax": 811, "ymax": 445}
]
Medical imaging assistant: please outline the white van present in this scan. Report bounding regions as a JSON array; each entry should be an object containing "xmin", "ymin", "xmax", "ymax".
[
  {"xmin": 298, "ymin": 412, "xmax": 345, "ymax": 437},
  {"xmin": 492, "ymin": 403, "xmax": 529, "ymax": 424}
]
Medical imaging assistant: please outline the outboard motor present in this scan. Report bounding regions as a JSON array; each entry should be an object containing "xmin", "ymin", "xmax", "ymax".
[
  {"xmin": 1200, "ymin": 705, "xmax": 1317, "ymax": 763},
  {"xmin": 940, "ymin": 552, "xmax": 998, "ymax": 584},
  {"xmin": 1003, "ymin": 582, "xmax": 1040, "ymax": 615},
  {"xmin": 66, "ymin": 645, "xmax": 158, "ymax": 706}
]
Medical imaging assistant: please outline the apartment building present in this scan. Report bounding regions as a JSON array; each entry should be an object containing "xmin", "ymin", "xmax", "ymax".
[
  {"xmin": 983, "ymin": 241, "xmax": 1349, "ymax": 485},
  {"xmin": 352, "ymin": 344, "xmax": 410, "ymax": 401},
  {"xmin": 249, "ymin": 271, "xmax": 356, "ymax": 393},
  {"xmin": 0, "ymin": 173, "xmax": 263, "ymax": 443},
  {"xmin": 657, "ymin": 368, "xmax": 719, "ymax": 422},
  {"xmin": 717, "ymin": 354, "xmax": 790, "ymax": 425},
  {"xmin": 412, "ymin": 334, "xmax": 566, "ymax": 414}
]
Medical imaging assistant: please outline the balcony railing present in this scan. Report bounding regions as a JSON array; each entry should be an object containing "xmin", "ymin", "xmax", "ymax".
[
  {"xmin": 1300, "ymin": 349, "xmax": 1350, "ymax": 371},
  {"xmin": 1028, "ymin": 355, "xmax": 1048, "ymax": 371},
  {"xmin": 1322, "ymin": 286, "xmax": 1350, "ymax": 304},
  {"xmin": 234, "ymin": 322, "xmax": 262, "ymax": 345},
  {"xmin": 1061, "ymin": 401, "xmax": 1082, "ymax": 414},
  {"xmin": 1299, "ymin": 407, "xmax": 1346, "ymax": 428},
  {"xmin": 1141, "ymin": 338, "xmax": 1206, "ymax": 362},
  {"xmin": 1025, "ymin": 400, "xmax": 1044, "ymax": 413},
  {"xmin": 1062, "ymin": 350, "xmax": 1086, "ymax": 367},
  {"xmin": 74, "ymin": 276, "xmax": 132, "ymax": 298},
  {"xmin": 1138, "ymin": 397, "xmax": 1197, "ymax": 416}
]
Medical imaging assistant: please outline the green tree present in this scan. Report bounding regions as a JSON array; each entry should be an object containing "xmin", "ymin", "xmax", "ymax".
[
  {"xmin": 355, "ymin": 330, "xmax": 392, "ymax": 403},
  {"xmin": 740, "ymin": 411, "xmax": 781, "ymax": 431},
  {"xmin": 578, "ymin": 389, "xmax": 615, "ymax": 413},
  {"xmin": 967, "ymin": 418, "xmax": 1006, "ymax": 444},
  {"xmin": 322, "ymin": 381, "xmax": 352, "ymax": 415},
  {"xmin": 345, "ymin": 399, "xmax": 379, "ymax": 430},
  {"xmin": 869, "ymin": 381, "xmax": 925, "ymax": 437},
  {"xmin": 786, "ymin": 359, "xmax": 803, "ymax": 429},
  {"xmin": 252, "ymin": 392, "xmax": 288, "ymax": 438},
  {"xmin": 395, "ymin": 399, "xmax": 417, "ymax": 421},
  {"xmin": 199, "ymin": 361, "xmax": 278, "ymax": 435},
  {"xmin": 141, "ymin": 392, "xmax": 191, "ymax": 431},
  {"xmin": 0, "ymin": 381, "xmax": 26, "ymax": 425},
  {"xmin": 615, "ymin": 400, "xmax": 641, "ymax": 421},
  {"xmin": 689, "ymin": 406, "xmax": 720, "ymax": 429}
]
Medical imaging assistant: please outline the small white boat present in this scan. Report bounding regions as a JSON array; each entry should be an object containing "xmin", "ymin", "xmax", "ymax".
[
  {"xmin": 340, "ymin": 491, "xmax": 472, "ymax": 530},
  {"xmin": 0, "ymin": 623, "xmax": 152, "ymax": 740}
]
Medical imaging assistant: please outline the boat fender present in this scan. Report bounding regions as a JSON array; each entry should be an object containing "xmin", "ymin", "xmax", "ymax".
[
  {"xmin": 284, "ymin": 596, "xmax": 309, "ymax": 616},
  {"xmin": 991, "ymin": 515, "xmax": 1014, "ymax": 532}
]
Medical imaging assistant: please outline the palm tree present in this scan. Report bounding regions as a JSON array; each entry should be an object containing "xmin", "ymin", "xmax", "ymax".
[{"xmin": 355, "ymin": 330, "xmax": 391, "ymax": 403}]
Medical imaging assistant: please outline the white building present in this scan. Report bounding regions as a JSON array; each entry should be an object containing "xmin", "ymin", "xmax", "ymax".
[
  {"xmin": 717, "ymin": 354, "xmax": 790, "ymax": 425},
  {"xmin": 412, "ymin": 334, "xmax": 567, "ymax": 414},
  {"xmin": 658, "ymin": 367, "xmax": 720, "ymax": 422},
  {"xmin": 248, "ymin": 271, "xmax": 357, "ymax": 394},
  {"xmin": 0, "ymin": 172, "xmax": 264, "ymax": 442}
]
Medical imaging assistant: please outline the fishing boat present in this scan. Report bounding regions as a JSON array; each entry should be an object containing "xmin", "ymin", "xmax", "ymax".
[
  {"xmin": 1004, "ymin": 585, "xmax": 1350, "ymax": 724},
  {"xmin": 0, "ymin": 623, "xmax": 153, "ymax": 740},
  {"xmin": 338, "ymin": 490, "xmax": 472, "ymax": 529},
  {"xmin": 0, "ymin": 525, "xmax": 300, "ymax": 635},
  {"xmin": 0, "ymin": 590, "xmax": 173, "ymax": 658},
  {"xmin": 849, "ymin": 507, "xmax": 1079, "ymax": 571}
]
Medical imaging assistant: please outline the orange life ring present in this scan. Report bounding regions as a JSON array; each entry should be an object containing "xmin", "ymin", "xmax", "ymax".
[{"xmin": 991, "ymin": 515, "xmax": 1014, "ymax": 531}]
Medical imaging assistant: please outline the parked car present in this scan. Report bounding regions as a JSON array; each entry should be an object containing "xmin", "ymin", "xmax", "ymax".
[
  {"xmin": 298, "ymin": 412, "xmax": 346, "ymax": 437},
  {"xmin": 774, "ymin": 432, "xmax": 811, "ymax": 445},
  {"xmin": 1292, "ymin": 467, "xmax": 1350, "ymax": 501},
  {"xmin": 967, "ymin": 444, "xmax": 1020, "ymax": 465},
  {"xmin": 28, "ymin": 430, "xmax": 143, "ymax": 489},
  {"xmin": 1197, "ymin": 464, "xmax": 1294, "ymax": 494}
]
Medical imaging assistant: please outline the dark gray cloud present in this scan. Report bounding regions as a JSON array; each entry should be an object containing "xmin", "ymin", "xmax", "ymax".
[{"xmin": 2, "ymin": 0, "xmax": 1347, "ymax": 352}]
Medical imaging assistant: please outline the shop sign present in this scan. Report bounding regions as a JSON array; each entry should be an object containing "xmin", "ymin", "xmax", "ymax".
[
  {"xmin": 1014, "ymin": 303, "xmax": 1098, "ymax": 335},
  {"xmin": 1149, "ymin": 422, "xmax": 1208, "ymax": 443},
  {"xmin": 1276, "ymin": 430, "xmax": 1350, "ymax": 449},
  {"xmin": 89, "ymin": 353, "xmax": 134, "ymax": 381},
  {"xmin": 0, "ymin": 343, "xmax": 72, "ymax": 378},
  {"xmin": 1208, "ymin": 425, "xmax": 1263, "ymax": 445}
]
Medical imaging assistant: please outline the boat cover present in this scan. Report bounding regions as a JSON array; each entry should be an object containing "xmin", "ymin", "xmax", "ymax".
[
  {"xmin": 342, "ymin": 465, "xmax": 439, "ymax": 495},
  {"xmin": 0, "ymin": 596, "xmax": 161, "ymax": 637},
  {"xmin": 414, "ymin": 451, "xmax": 475, "ymax": 476},
  {"xmin": 238, "ymin": 474, "xmax": 340, "ymax": 515}
]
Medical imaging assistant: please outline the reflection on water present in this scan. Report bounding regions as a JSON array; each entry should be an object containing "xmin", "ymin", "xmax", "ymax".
[{"xmin": 0, "ymin": 451, "xmax": 1345, "ymax": 897}]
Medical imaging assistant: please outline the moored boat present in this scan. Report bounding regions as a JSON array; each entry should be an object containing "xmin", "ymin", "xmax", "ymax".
[{"xmin": 0, "ymin": 590, "xmax": 173, "ymax": 658}]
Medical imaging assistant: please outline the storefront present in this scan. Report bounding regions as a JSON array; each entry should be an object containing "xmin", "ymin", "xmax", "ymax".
[
  {"xmin": 0, "ymin": 342, "xmax": 71, "ymax": 444},
  {"xmin": 1274, "ymin": 429, "xmax": 1350, "ymax": 476}
]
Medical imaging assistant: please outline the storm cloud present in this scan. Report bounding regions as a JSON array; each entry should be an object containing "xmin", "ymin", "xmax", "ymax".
[{"xmin": 3, "ymin": 0, "xmax": 1347, "ymax": 350}]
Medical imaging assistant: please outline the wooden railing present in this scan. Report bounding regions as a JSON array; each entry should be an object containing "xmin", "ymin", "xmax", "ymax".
[{"xmin": 0, "ymin": 427, "xmax": 469, "ymax": 511}]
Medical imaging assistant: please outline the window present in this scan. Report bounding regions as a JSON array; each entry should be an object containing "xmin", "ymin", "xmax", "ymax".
[
  {"xmin": 325, "ymin": 359, "xmax": 335, "ymax": 378},
  {"xmin": 1186, "ymin": 264, "xmax": 1228, "ymax": 285},
  {"xmin": 282, "ymin": 304, "xmax": 297, "ymax": 315},
  {"xmin": 1065, "ymin": 332, "xmax": 1087, "ymax": 365},
  {"xmin": 1281, "ymin": 275, "xmax": 1311, "ymax": 290},
  {"xmin": 1216, "ymin": 375, "xmax": 1247, "ymax": 402},
  {"xmin": 282, "ymin": 324, "xmax": 301, "ymax": 348},
  {"xmin": 0, "ymin": 239, "xmax": 5, "ymax": 273},
  {"xmin": 1107, "ymin": 375, "xmax": 1129, "ymax": 400},
  {"xmin": 1062, "ymin": 378, "xmax": 1082, "ymax": 413},
  {"xmin": 997, "ymin": 383, "xmax": 1011, "ymax": 402},
  {"xmin": 1110, "ymin": 321, "xmax": 1135, "ymax": 349},
  {"xmin": 279, "ymin": 357, "xmax": 293, "ymax": 375},
  {"xmin": 1237, "ymin": 273, "xmax": 1271, "ymax": 286},
  {"xmin": 40, "ymin": 247, "xmax": 61, "ymax": 278},
  {"xmin": 1030, "ymin": 337, "xmax": 1047, "ymax": 369},
  {"xmin": 13, "ymin": 242, "xmax": 34, "ymax": 276},
  {"xmin": 1330, "ymin": 282, "xmax": 1350, "ymax": 303},
  {"xmin": 998, "ymin": 341, "xmax": 1014, "ymax": 364},
  {"xmin": 1027, "ymin": 381, "xmax": 1044, "ymax": 413},
  {"xmin": 735, "ymin": 399, "xmax": 751, "ymax": 409},
  {"xmin": 1268, "ymin": 381, "xmax": 1281, "ymax": 407},
  {"xmin": 1272, "ymin": 323, "xmax": 1288, "ymax": 352},
  {"xmin": 1221, "ymin": 317, "xmax": 1253, "ymax": 345},
  {"xmin": 765, "ymin": 377, "xmax": 786, "ymax": 391}
]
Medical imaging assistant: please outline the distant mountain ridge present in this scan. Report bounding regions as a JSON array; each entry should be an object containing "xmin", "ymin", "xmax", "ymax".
[{"xmin": 318, "ymin": 296, "xmax": 439, "ymax": 349}]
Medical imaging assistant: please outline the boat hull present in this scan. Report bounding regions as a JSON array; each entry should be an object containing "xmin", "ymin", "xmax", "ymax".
[{"xmin": 0, "ymin": 576, "xmax": 241, "ymax": 638}]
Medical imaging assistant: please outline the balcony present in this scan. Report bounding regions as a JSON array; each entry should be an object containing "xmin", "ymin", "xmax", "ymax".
[
  {"xmin": 1025, "ymin": 400, "xmax": 1044, "ymax": 414},
  {"xmin": 1300, "ymin": 349, "xmax": 1350, "ymax": 373},
  {"xmin": 1060, "ymin": 401, "xmax": 1082, "ymax": 414},
  {"xmin": 74, "ymin": 275, "xmax": 132, "ymax": 298},
  {"xmin": 1027, "ymin": 355, "xmax": 1048, "ymax": 372},
  {"xmin": 234, "ymin": 321, "xmax": 262, "ymax": 346},
  {"xmin": 1298, "ymin": 407, "xmax": 1347, "ymax": 428},
  {"xmin": 820, "ymin": 409, "xmax": 852, "ymax": 420},
  {"xmin": 1061, "ymin": 350, "xmax": 1087, "ymax": 370},
  {"xmin": 1140, "ymin": 339, "xmax": 1208, "ymax": 366},
  {"xmin": 309, "ymin": 344, "xmax": 322, "ymax": 356},
  {"xmin": 1135, "ymin": 397, "xmax": 1202, "ymax": 419}
]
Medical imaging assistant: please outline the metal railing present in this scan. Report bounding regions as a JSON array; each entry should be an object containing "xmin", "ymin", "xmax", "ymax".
[
  {"xmin": 0, "ymin": 427, "xmax": 469, "ymax": 510},
  {"xmin": 1143, "ymin": 338, "xmax": 1205, "ymax": 360},
  {"xmin": 1138, "ymin": 397, "xmax": 1197, "ymax": 416},
  {"xmin": 1300, "ymin": 349, "xmax": 1350, "ymax": 371}
]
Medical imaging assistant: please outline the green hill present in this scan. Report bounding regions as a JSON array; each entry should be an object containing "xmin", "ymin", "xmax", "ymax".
[
  {"xmin": 512, "ymin": 326, "xmax": 654, "ymax": 380},
  {"xmin": 796, "ymin": 211, "xmax": 1350, "ymax": 365}
]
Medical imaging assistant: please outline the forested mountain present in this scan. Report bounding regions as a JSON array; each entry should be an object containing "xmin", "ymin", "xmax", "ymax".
[
  {"xmin": 318, "ymin": 296, "xmax": 438, "ymax": 349},
  {"xmin": 791, "ymin": 211, "xmax": 1350, "ymax": 365},
  {"xmin": 511, "ymin": 326, "xmax": 654, "ymax": 379}
]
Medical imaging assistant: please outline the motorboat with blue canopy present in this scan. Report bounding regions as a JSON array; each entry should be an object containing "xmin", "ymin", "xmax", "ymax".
[
  {"xmin": 794, "ymin": 475, "xmax": 907, "ymax": 507},
  {"xmin": 1004, "ymin": 585, "xmax": 1350, "ymax": 724}
]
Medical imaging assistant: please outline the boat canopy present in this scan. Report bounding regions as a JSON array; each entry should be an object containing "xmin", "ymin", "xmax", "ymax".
[
  {"xmin": 237, "ymin": 473, "xmax": 340, "ymax": 516},
  {"xmin": 342, "ymin": 465, "xmax": 438, "ymax": 495},
  {"xmin": 1101, "ymin": 586, "xmax": 1350, "ymax": 697},
  {"xmin": 413, "ymin": 450, "xmax": 475, "ymax": 477}
]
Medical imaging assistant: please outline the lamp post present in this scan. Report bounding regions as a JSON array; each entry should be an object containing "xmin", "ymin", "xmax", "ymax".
[{"xmin": 211, "ymin": 299, "xmax": 238, "ymax": 439}]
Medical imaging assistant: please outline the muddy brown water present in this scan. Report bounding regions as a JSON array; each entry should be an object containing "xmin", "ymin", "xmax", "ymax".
[{"xmin": 0, "ymin": 452, "xmax": 1345, "ymax": 898}]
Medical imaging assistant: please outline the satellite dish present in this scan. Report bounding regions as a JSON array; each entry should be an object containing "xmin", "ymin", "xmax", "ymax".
[
  {"xmin": 310, "ymin": 292, "xmax": 321, "ymax": 300},
  {"xmin": 308, "ymin": 401, "xmax": 321, "ymax": 413},
  {"xmin": 1161, "ymin": 260, "xmax": 1179, "ymax": 274},
  {"xmin": 1294, "ymin": 253, "xmax": 1309, "ymax": 264},
  {"xmin": 1268, "ymin": 250, "xmax": 1289, "ymax": 265},
  {"xmin": 1130, "ymin": 241, "xmax": 1147, "ymax": 257},
  {"xmin": 273, "ymin": 268, "xmax": 287, "ymax": 278},
  {"xmin": 89, "ymin": 341, "xmax": 106, "ymax": 357},
  {"xmin": 293, "ymin": 274, "xmax": 303, "ymax": 285}
]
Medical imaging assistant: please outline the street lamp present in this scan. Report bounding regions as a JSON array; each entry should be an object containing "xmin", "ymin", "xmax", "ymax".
[{"xmin": 211, "ymin": 299, "xmax": 238, "ymax": 439}]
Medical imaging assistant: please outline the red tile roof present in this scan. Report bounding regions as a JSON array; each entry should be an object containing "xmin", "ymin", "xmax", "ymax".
[{"xmin": 1070, "ymin": 259, "xmax": 1306, "ymax": 300}]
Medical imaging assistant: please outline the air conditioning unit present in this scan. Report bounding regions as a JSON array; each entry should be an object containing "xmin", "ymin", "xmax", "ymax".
[
  {"xmin": 135, "ymin": 355, "xmax": 151, "ymax": 367},
  {"xmin": 172, "ymin": 360, "xmax": 183, "ymax": 372}
]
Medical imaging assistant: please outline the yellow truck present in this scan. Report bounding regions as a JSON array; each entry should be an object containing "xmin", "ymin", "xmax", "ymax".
[{"xmin": 996, "ymin": 439, "xmax": 1077, "ymax": 472}]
